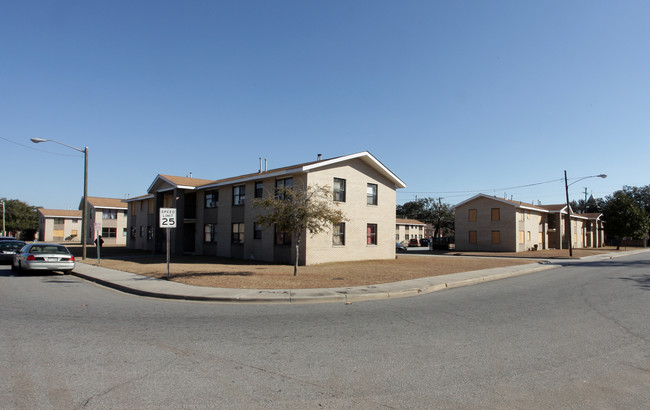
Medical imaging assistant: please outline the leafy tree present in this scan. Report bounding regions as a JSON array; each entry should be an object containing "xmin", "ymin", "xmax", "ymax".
[
  {"xmin": 2, "ymin": 198, "xmax": 39, "ymax": 235},
  {"xmin": 397, "ymin": 197, "xmax": 455, "ymax": 238},
  {"xmin": 570, "ymin": 196, "xmax": 605, "ymax": 213},
  {"xmin": 602, "ymin": 190, "xmax": 650, "ymax": 249},
  {"xmin": 255, "ymin": 185, "xmax": 346, "ymax": 276}
]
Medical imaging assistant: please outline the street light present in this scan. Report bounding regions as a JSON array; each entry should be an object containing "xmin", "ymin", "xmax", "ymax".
[
  {"xmin": 31, "ymin": 138, "xmax": 89, "ymax": 260},
  {"xmin": 564, "ymin": 171, "xmax": 607, "ymax": 257}
]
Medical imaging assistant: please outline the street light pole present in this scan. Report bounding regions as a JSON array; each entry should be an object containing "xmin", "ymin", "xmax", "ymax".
[
  {"xmin": 564, "ymin": 171, "xmax": 607, "ymax": 257},
  {"xmin": 31, "ymin": 138, "xmax": 89, "ymax": 260}
]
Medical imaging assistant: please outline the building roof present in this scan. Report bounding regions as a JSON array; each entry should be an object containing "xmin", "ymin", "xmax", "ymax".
[
  {"xmin": 454, "ymin": 194, "xmax": 603, "ymax": 219},
  {"xmin": 143, "ymin": 151, "xmax": 406, "ymax": 194},
  {"xmin": 38, "ymin": 208, "xmax": 83, "ymax": 218},
  {"xmin": 396, "ymin": 218, "xmax": 426, "ymax": 226},
  {"xmin": 82, "ymin": 196, "xmax": 128, "ymax": 210},
  {"xmin": 454, "ymin": 194, "xmax": 549, "ymax": 212}
]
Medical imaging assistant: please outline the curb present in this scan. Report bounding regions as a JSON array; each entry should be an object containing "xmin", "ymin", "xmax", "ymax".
[{"xmin": 71, "ymin": 249, "xmax": 649, "ymax": 304}]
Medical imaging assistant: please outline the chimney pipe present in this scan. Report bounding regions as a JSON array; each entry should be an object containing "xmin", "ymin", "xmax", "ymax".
[
  {"xmin": 317, "ymin": 154, "xmax": 322, "ymax": 161},
  {"xmin": 259, "ymin": 157, "xmax": 262, "ymax": 173},
  {"xmin": 265, "ymin": 158, "xmax": 268, "ymax": 172}
]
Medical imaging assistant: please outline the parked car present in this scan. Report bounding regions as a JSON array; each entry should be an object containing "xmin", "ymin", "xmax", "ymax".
[
  {"xmin": 419, "ymin": 238, "xmax": 430, "ymax": 247},
  {"xmin": 0, "ymin": 240, "xmax": 26, "ymax": 264},
  {"xmin": 408, "ymin": 238, "xmax": 420, "ymax": 247},
  {"xmin": 0, "ymin": 236, "xmax": 17, "ymax": 241},
  {"xmin": 396, "ymin": 242, "xmax": 407, "ymax": 252},
  {"xmin": 12, "ymin": 243, "xmax": 76, "ymax": 274}
]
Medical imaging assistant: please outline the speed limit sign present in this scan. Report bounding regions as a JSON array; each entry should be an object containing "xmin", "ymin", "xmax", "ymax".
[{"xmin": 159, "ymin": 208, "xmax": 177, "ymax": 228}]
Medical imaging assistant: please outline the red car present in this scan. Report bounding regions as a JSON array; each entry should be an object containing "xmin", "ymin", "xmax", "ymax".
[{"xmin": 408, "ymin": 239, "xmax": 420, "ymax": 247}]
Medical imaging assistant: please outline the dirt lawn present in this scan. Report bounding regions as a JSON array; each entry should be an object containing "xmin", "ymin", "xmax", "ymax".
[{"xmin": 72, "ymin": 246, "xmax": 619, "ymax": 290}]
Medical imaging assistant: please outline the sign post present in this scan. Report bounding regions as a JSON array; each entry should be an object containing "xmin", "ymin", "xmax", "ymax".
[{"xmin": 159, "ymin": 208, "xmax": 177, "ymax": 280}]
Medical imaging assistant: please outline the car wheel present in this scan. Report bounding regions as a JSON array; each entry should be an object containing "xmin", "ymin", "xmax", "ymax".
[
  {"xmin": 11, "ymin": 261, "xmax": 22, "ymax": 273},
  {"xmin": 62, "ymin": 270, "xmax": 72, "ymax": 275}
]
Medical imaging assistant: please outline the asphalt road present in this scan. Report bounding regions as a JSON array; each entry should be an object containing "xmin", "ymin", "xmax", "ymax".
[{"xmin": 1, "ymin": 252, "xmax": 649, "ymax": 409}]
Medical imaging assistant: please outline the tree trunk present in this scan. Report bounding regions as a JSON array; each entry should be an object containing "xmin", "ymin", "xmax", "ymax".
[{"xmin": 294, "ymin": 233, "xmax": 301, "ymax": 276}]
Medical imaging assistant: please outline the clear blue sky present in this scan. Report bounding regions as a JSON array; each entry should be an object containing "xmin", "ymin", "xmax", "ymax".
[{"xmin": 2, "ymin": 0, "xmax": 648, "ymax": 210}]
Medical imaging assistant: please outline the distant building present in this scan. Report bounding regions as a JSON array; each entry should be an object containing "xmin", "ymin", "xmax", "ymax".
[
  {"xmin": 83, "ymin": 197, "xmax": 129, "ymax": 245},
  {"xmin": 37, "ymin": 209, "xmax": 82, "ymax": 242},
  {"xmin": 124, "ymin": 152, "xmax": 406, "ymax": 265},
  {"xmin": 454, "ymin": 194, "xmax": 604, "ymax": 252},
  {"xmin": 395, "ymin": 219, "xmax": 426, "ymax": 243}
]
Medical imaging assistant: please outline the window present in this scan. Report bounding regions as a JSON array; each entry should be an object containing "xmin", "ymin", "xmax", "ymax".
[
  {"xmin": 527, "ymin": 231, "xmax": 531, "ymax": 241},
  {"xmin": 205, "ymin": 224, "xmax": 217, "ymax": 243},
  {"xmin": 469, "ymin": 230, "xmax": 477, "ymax": 244},
  {"xmin": 275, "ymin": 228, "xmax": 291, "ymax": 245},
  {"xmin": 468, "ymin": 209, "xmax": 477, "ymax": 222},
  {"xmin": 205, "ymin": 190, "xmax": 218, "ymax": 208},
  {"xmin": 333, "ymin": 178, "xmax": 346, "ymax": 202},
  {"xmin": 122, "ymin": 228, "xmax": 127, "ymax": 237},
  {"xmin": 367, "ymin": 224, "xmax": 377, "ymax": 245},
  {"xmin": 147, "ymin": 226, "xmax": 153, "ymax": 240},
  {"xmin": 71, "ymin": 230, "xmax": 78, "ymax": 237},
  {"xmin": 519, "ymin": 231, "xmax": 525, "ymax": 244},
  {"xmin": 103, "ymin": 209, "xmax": 117, "ymax": 220},
  {"xmin": 130, "ymin": 226, "xmax": 136, "ymax": 239},
  {"xmin": 491, "ymin": 208, "xmax": 500, "ymax": 221},
  {"xmin": 275, "ymin": 178, "xmax": 293, "ymax": 199},
  {"xmin": 140, "ymin": 226, "xmax": 144, "ymax": 238},
  {"xmin": 233, "ymin": 185, "xmax": 245, "ymax": 206},
  {"xmin": 232, "ymin": 223, "xmax": 244, "ymax": 244},
  {"xmin": 491, "ymin": 231, "xmax": 500, "ymax": 244},
  {"xmin": 254, "ymin": 223, "xmax": 263, "ymax": 239},
  {"xmin": 255, "ymin": 181, "xmax": 264, "ymax": 198},
  {"xmin": 367, "ymin": 184, "xmax": 378, "ymax": 205},
  {"xmin": 148, "ymin": 199, "xmax": 155, "ymax": 214},
  {"xmin": 102, "ymin": 227, "xmax": 117, "ymax": 238},
  {"xmin": 131, "ymin": 203, "xmax": 137, "ymax": 215},
  {"xmin": 333, "ymin": 223, "xmax": 345, "ymax": 246}
]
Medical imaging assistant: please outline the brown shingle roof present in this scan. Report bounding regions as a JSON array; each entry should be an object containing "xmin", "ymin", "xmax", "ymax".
[
  {"xmin": 159, "ymin": 175, "xmax": 216, "ymax": 188},
  {"xmin": 38, "ymin": 209, "xmax": 83, "ymax": 218},
  {"xmin": 396, "ymin": 218, "xmax": 426, "ymax": 225},
  {"xmin": 86, "ymin": 196, "xmax": 128, "ymax": 209}
]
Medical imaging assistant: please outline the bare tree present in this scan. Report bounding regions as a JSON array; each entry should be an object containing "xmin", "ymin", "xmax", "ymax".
[{"xmin": 255, "ymin": 184, "xmax": 346, "ymax": 276}]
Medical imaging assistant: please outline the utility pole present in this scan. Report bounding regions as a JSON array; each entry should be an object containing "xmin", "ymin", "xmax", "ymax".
[
  {"xmin": 583, "ymin": 187, "xmax": 588, "ymax": 213},
  {"xmin": 1, "ymin": 201, "xmax": 5, "ymax": 236}
]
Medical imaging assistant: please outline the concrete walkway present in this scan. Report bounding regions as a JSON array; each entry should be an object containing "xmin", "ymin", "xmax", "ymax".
[{"xmin": 71, "ymin": 249, "xmax": 648, "ymax": 304}]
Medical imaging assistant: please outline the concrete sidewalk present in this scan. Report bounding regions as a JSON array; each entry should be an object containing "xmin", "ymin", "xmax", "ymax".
[{"xmin": 71, "ymin": 250, "xmax": 648, "ymax": 304}]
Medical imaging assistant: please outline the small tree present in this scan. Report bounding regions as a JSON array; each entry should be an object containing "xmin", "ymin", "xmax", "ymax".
[{"xmin": 255, "ymin": 184, "xmax": 346, "ymax": 276}]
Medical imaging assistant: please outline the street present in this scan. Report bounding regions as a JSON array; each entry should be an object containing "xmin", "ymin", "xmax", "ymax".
[{"xmin": 1, "ymin": 252, "xmax": 649, "ymax": 409}]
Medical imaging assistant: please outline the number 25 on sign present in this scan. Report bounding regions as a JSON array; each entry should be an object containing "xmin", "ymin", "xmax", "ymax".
[{"xmin": 159, "ymin": 208, "xmax": 177, "ymax": 228}]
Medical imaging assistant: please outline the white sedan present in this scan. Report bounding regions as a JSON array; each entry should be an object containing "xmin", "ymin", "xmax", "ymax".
[{"xmin": 12, "ymin": 243, "xmax": 76, "ymax": 274}]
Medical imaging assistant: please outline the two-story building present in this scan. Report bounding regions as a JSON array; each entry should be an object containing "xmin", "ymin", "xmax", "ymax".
[
  {"xmin": 454, "ymin": 194, "xmax": 604, "ymax": 252},
  {"xmin": 81, "ymin": 197, "xmax": 129, "ymax": 245},
  {"xmin": 395, "ymin": 219, "xmax": 426, "ymax": 244},
  {"xmin": 37, "ymin": 209, "xmax": 82, "ymax": 242},
  {"xmin": 124, "ymin": 152, "xmax": 406, "ymax": 265}
]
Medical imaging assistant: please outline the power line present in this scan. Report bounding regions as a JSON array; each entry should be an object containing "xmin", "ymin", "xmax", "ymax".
[{"xmin": 0, "ymin": 136, "xmax": 80, "ymax": 157}]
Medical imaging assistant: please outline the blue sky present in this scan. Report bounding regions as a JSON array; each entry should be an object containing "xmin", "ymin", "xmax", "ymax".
[{"xmin": 2, "ymin": 0, "xmax": 648, "ymax": 210}]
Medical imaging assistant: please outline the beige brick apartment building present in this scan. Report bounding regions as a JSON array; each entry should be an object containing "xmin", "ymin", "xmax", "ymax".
[
  {"xmin": 37, "ymin": 209, "xmax": 82, "ymax": 242},
  {"xmin": 38, "ymin": 196, "xmax": 128, "ymax": 245},
  {"xmin": 454, "ymin": 194, "xmax": 604, "ymax": 252},
  {"xmin": 124, "ymin": 152, "xmax": 406, "ymax": 265}
]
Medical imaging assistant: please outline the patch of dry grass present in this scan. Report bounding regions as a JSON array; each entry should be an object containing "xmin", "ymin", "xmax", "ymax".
[{"xmin": 73, "ymin": 245, "xmax": 620, "ymax": 290}]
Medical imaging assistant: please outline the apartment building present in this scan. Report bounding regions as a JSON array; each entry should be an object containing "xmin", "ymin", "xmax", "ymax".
[
  {"xmin": 454, "ymin": 194, "xmax": 604, "ymax": 252},
  {"xmin": 395, "ymin": 219, "xmax": 426, "ymax": 243},
  {"xmin": 37, "ymin": 209, "xmax": 82, "ymax": 242},
  {"xmin": 83, "ymin": 196, "xmax": 129, "ymax": 245},
  {"xmin": 124, "ymin": 152, "xmax": 406, "ymax": 265}
]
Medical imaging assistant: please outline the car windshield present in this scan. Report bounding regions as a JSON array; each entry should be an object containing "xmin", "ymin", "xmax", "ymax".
[
  {"xmin": 0, "ymin": 242, "xmax": 23, "ymax": 250},
  {"xmin": 30, "ymin": 245, "xmax": 69, "ymax": 255}
]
